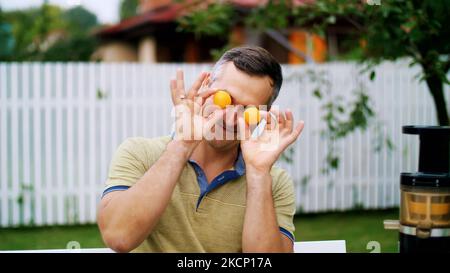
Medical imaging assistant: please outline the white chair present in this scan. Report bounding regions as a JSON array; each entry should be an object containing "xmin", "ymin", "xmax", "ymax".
[{"xmin": 294, "ymin": 240, "xmax": 346, "ymax": 253}]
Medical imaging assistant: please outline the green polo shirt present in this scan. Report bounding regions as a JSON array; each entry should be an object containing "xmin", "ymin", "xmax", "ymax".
[{"xmin": 103, "ymin": 136, "xmax": 296, "ymax": 252}]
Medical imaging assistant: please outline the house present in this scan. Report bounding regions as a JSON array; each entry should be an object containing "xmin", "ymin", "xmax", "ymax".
[{"xmin": 93, "ymin": 0, "xmax": 352, "ymax": 64}]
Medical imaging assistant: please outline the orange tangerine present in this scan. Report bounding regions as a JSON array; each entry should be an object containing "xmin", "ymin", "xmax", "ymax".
[
  {"xmin": 244, "ymin": 107, "xmax": 260, "ymax": 125},
  {"xmin": 213, "ymin": 90, "xmax": 232, "ymax": 109}
]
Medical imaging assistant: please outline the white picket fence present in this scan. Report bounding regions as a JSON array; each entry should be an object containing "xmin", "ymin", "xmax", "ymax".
[{"xmin": 0, "ymin": 61, "xmax": 447, "ymax": 227}]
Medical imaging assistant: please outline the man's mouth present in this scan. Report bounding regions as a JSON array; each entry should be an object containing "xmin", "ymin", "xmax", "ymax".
[{"xmin": 216, "ymin": 121, "xmax": 237, "ymax": 134}]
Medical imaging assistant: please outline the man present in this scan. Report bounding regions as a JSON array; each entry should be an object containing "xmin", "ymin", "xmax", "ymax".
[{"xmin": 97, "ymin": 46, "xmax": 305, "ymax": 253}]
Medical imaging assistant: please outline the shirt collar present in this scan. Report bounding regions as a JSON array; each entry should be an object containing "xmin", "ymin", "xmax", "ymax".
[
  {"xmin": 188, "ymin": 147, "xmax": 246, "ymax": 178},
  {"xmin": 234, "ymin": 148, "xmax": 246, "ymax": 176}
]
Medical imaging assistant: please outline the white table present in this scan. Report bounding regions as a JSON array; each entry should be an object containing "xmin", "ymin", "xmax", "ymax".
[{"xmin": 0, "ymin": 240, "xmax": 346, "ymax": 253}]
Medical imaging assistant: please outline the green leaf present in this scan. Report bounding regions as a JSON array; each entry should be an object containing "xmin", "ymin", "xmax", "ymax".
[
  {"xmin": 331, "ymin": 158, "xmax": 339, "ymax": 169},
  {"xmin": 386, "ymin": 138, "xmax": 395, "ymax": 151},
  {"xmin": 96, "ymin": 88, "xmax": 107, "ymax": 100},
  {"xmin": 369, "ymin": 70, "xmax": 376, "ymax": 81},
  {"xmin": 313, "ymin": 89, "xmax": 322, "ymax": 99}
]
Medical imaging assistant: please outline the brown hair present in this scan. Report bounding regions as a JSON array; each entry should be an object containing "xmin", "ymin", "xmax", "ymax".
[{"xmin": 211, "ymin": 46, "xmax": 283, "ymax": 106}]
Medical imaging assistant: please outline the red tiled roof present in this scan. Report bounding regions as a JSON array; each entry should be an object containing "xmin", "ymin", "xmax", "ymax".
[
  {"xmin": 96, "ymin": 0, "xmax": 316, "ymax": 37},
  {"xmin": 97, "ymin": 4, "xmax": 181, "ymax": 37}
]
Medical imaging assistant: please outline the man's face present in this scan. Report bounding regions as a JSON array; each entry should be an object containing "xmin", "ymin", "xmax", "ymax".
[{"xmin": 202, "ymin": 62, "xmax": 274, "ymax": 151}]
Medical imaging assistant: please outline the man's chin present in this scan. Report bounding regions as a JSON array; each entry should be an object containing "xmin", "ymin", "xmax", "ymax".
[{"xmin": 206, "ymin": 139, "xmax": 239, "ymax": 151}]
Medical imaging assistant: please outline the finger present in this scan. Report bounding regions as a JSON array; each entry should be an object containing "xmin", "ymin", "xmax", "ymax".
[
  {"xmin": 237, "ymin": 116, "xmax": 250, "ymax": 141},
  {"xmin": 202, "ymin": 103, "xmax": 221, "ymax": 119},
  {"xmin": 256, "ymin": 109, "xmax": 270, "ymax": 129},
  {"xmin": 197, "ymin": 88, "xmax": 219, "ymax": 106},
  {"xmin": 267, "ymin": 108, "xmax": 279, "ymax": 130},
  {"xmin": 203, "ymin": 109, "xmax": 225, "ymax": 141},
  {"xmin": 264, "ymin": 109, "xmax": 278, "ymax": 130},
  {"xmin": 270, "ymin": 107, "xmax": 280, "ymax": 120},
  {"xmin": 289, "ymin": 120, "xmax": 305, "ymax": 142},
  {"xmin": 176, "ymin": 69, "xmax": 185, "ymax": 93},
  {"xmin": 258, "ymin": 110, "xmax": 269, "ymax": 120},
  {"xmin": 278, "ymin": 110, "xmax": 286, "ymax": 129},
  {"xmin": 187, "ymin": 71, "xmax": 208, "ymax": 99},
  {"xmin": 194, "ymin": 96, "xmax": 203, "ymax": 115},
  {"xmin": 198, "ymin": 88, "xmax": 219, "ymax": 99},
  {"xmin": 170, "ymin": 79, "xmax": 180, "ymax": 105},
  {"xmin": 284, "ymin": 109, "xmax": 294, "ymax": 133},
  {"xmin": 204, "ymin": 109, "xmax": 224, "ymax": 131},
  {"xmin": 270, "ymin": 108, "xmax": 283, "ymax": 128},
  {"xmin": 202, "ymin": 73, "xmax": 211, "ymax": 88},
  {"xmin": 265, "ymin": 110, "xmax": 271, "ymax": 124}
]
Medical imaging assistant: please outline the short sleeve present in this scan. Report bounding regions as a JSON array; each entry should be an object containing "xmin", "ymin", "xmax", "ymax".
[
  {"xmin": 271, "ymin": 168, "xmax": 296, "ymax": 242},
  {"xmin": 103, "ymin": 137, "xmax": 156, "ymax": 195}
]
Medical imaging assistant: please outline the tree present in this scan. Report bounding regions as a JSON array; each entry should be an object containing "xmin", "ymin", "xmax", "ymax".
[
  {"xmin": 41, "ymin": 34, "xmax": 97, "ymax": 61},
  {"xmin": 177, "ymin": 0, "xmax": 450, "ymax": 125},
  {"xmin": 63, "ymin": 6, "xmax": 98, "ymax": 34},
  {"xmin": 120, "ymin": 0, "xmax": 139, "ymax": 21},
  {"xmin": 1, "ymin": 3, "xmax": 99, "ymax": 61},
  {"xmin": 41, "ymin": 5, "xmax": 100, "ymax": 62},
  {"xmin": 1, "ymin": 4, "xmax": 64, "ymax": 60}
]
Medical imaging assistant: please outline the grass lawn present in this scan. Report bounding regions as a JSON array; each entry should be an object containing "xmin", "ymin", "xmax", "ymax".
[
  {"xmin": 0, "ymin": 209, "xmax": 399, "ymax": 253},
  {"xmin": 293, "ymin": 209, "xmax": 399, "ymax": 253}
]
